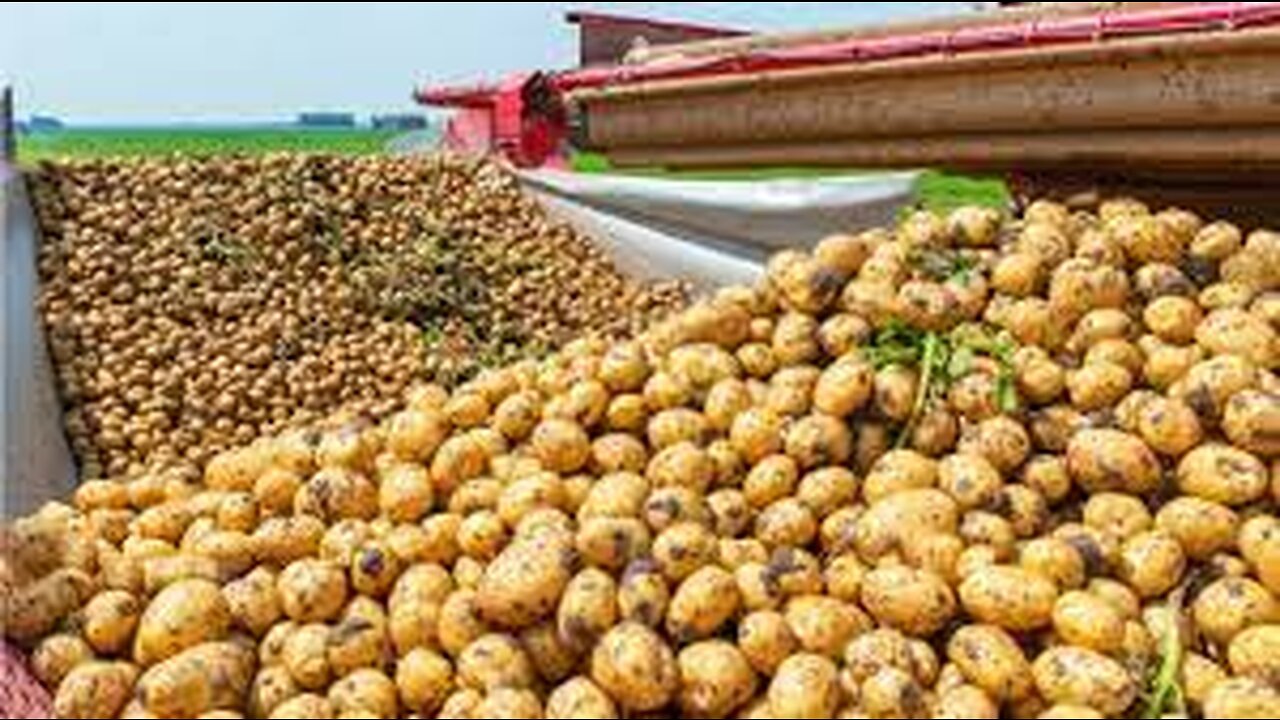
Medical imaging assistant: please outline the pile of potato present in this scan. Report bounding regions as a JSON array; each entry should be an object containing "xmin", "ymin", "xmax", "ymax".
[
  {"xmin": 4, "ymin": 196, "xmax": 1279, "ymax": 719},
  {"xmin": 30, "ymin": 154, "xmax": 686, "ymax": 481}
]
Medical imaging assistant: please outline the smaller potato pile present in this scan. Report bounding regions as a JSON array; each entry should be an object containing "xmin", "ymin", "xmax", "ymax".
[
  {"xmin": 31, "ymin": 154, "xmax": 685, "ymax": 482},
  {"xmin": 4, "ymin": 197, "xmax": 1280, "ymax": 720}
]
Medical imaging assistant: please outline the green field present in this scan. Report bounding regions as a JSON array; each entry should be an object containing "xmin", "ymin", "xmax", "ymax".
[
  {"xmin": 17, "ymin": 131, "xmax": 1009, "ymax": 210},
  {"xmin": 17, "ymin": 127, "xmax": 401, "ymax": 163}
]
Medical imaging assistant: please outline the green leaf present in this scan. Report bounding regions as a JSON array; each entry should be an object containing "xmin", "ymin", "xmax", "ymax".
[{"xmin": 947, "ymin": 345, "xmax": 976, "ymax": 382}]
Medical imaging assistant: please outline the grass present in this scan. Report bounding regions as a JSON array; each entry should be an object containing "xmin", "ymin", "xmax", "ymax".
[
  {"xmin": 570, "ymin": 152, "xmax": 1010, "ymax": 212},
  {"xmin": 16, "ymin": 127, "xmax": 401, "ymax": 163}
]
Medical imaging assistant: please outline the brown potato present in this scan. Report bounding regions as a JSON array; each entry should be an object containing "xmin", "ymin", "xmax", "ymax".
[
  {"xmin": 677, "ymin": 640, "xmax": 758, "ymax": 718},
  {"xmin": 1192, "ymin": 577, "xmax": 1279, "ymax": 647},
  {"xmin": 946, "ymin": 625, "xmax": 1032, "ymax": 703},
  {"xmin": 81, "ymin": 590, "xmax": 142, "ymax": 656},
  {"xmin": 545, "ymin": 676, "xmax": 619, "ymax": 720},
  {"xmin": 137, "ymin": 641, "xmax": 256, "ymax": 719},
  {"xmin": 1031, "ymin": 646, "xmax": 1136, "ymax": 717},
  {"xmin": 590, "ymin": 623, "xmax": 677, "ymax": 713},
  {"xmin": 861, "ymin": 567, "xmax": 956, "ymax": 637},
  {"xmin": 1177, "ymin": 443, "xmax": 1269, "ymax": 506},
  {"xmin": 135, "ymin": 578, "xmax": 231, "ymax": 666},
  {"xmin": 54, "ymin": 661, "xmax": 139, "ymax": 719},
  {"xmin": 767, "ymin": 653, "xmax": 841, "ymax": 720},
  {"xmin": 959, "ymin": 566, "xmax": 1057, "ymax": 632}
]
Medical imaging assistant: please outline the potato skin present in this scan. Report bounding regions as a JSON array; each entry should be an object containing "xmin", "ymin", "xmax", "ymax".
[
  {"xmin": 545, "ymin": 676, "xmax": 619, "ymax": 720},
  {"xmin": 1065, "ymin": 429, "xmax": 1161, "ymax": 495},
  {"xmin": 945, "ymin": 625, "xmax": 1032, "ymax": 703},
  {"xmin": 1178, "ymin": 443, "xmax": 1270, "ymax": 506},
  {"xmin": 81, "ymin": 590, "xmax": 142, "ymax": 656},
  {"xmin": 135, "ymin": 578, "xmax": 232, "ymax": 666},
  {"xmin": 137, "ymin": 641, "xmax": 256, "ymax": 719},
  {"xmin": 1228, "ymin": 625, "xmax": 1280, "ymax": 685},
  {"xmin": 861, "ymin": 567, "xmax": 956, "ymax": 637},
  {"xmin": 590, "ymin": 623, "xmax": 678, "ymax": 712},
  {"xmin": 1031, "ymin": 646, "xmax": 1137, "ymax": 717},
  {"xmin": 1193, "ymin": 577, "xmax": 1279, "ymax": 647},
  {"xmin": 677, "ymin": 640, "xmax": 758, "ymax": 718},
  {"xmin": 477, "ymin": 530, "xmax": 574, "ymax": 629},
  {"xmin": 959, "ymin": 566, "xmax": 1058, "ymax": 632},
  {"xmin": 666, "ymin": 566, "xmax": 740, "ymax": 642},
  {"xmin": 53, "ymin": 661, "xmax": 139, "ymax": 719},
  {"xmin": 767, "ymin": 653, "xmax": 840, "ymax": 720},
  {"xmin": 1203, "ymin": 678, "xmax": 1280, "ymax": 720}
]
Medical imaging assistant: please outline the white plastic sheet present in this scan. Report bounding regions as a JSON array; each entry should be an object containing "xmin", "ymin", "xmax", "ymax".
[{"xmin": 519, "ymin": 169, "xmax": 918, "ymax": 291}]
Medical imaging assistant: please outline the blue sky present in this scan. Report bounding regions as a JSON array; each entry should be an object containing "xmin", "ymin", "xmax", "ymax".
[{"xmin": 1, "ymin": 2, "xmax": 970, "ymax": 122}]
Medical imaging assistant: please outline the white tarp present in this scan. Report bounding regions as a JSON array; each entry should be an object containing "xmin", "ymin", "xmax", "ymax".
[{"xmin": 519, "ymin": 169, "xmax": 919, "ymax": 291}]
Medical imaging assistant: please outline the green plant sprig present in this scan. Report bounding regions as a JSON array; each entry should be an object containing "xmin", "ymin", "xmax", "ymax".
[
  {"xmin": 862, "ymin": 320, "xmax": 1020, "ymax": 448},
  {"xmin": 1142, "ymin": 585, "xmax": 1189, "ymax": 719}
]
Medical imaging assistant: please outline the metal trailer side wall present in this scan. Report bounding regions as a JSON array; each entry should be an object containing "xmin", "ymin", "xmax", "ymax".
[{"xmin": 2, "ymin": 173, "xmax": 78, "ymax": 519}]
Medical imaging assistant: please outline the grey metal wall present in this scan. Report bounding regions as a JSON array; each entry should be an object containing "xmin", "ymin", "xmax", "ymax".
[{"xmin": 3, "ymin": 172, "xmax": 77, "ymax": 519}]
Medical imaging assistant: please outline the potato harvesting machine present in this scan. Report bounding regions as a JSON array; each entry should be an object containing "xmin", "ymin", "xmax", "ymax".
[{"xmin": 416, "ymin": 2, "xmax": 1280, "ymax": 221}]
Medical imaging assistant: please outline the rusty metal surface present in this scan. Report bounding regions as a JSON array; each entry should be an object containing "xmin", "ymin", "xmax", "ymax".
[
  {"xmin": 626, "ymin": 3, "xmax": 1185, "ymax": 65},
  {"xmin": 577, "ymin": 27, "xmax": 1280, "ymax": 152},
  {"xmin": 602, "ymin": 127, "xmax": 1280, "ymax": 174}
]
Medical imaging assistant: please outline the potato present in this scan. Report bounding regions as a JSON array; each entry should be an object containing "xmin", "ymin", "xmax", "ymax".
[
  {"xmin": 253, "ymin": 516, "xmax": 325, "ymax": 566},
  {"xmin": 617, "ymin": 561, "xmax": 670, "ymax": 628},
  {"xmin": 784, "ymin": 595, "xmax": 869, "ymax": 659},
  {"xmin": 545, "ymin": 676, "xmax": 619, "ymax": 720},
  {"xmin": 590, "ymin": 623, "xmax": 677, "ymax": 712},
  {"xmin": 268, "ymin": 693, "xmax": 335, "ymax": 719},
  {"xmin": 81, "ymin": 590, "xmax": 142, "ymax": 656},
  {"xmin": 295, "ymin": 468, "xmax": 378, "ymax": 523},
  {"xmin": 3, "ymin": 567, "xmax": 94, "ymax": 644},
  {"xmin": 677, "ymin": 640, "xmax": 757, "ymax": 718},
  {"xmin": 31, "ymin": 633, "xmax": 95, "ymax": 688},
  {"xmin": 1085, "ymin": 491, "xmax": 1157, "ymax": 538},
  {"xmin": 1065, "ymin": 429, "xmax": 1161, "ymax": 495},
  {"xmin": 1136, "ymin": 396, "xmax": 1203, "ymax": 458},
  {"xmin": 1020, "ymin": 538, "xmax": 1086, "ymax": 591},
  {"xmin": 556, "ymin": 568, "xmax": 618, "ymax": 651},
  {"xmin": 1241, "ymin": 516, "xmax": 1280, "ymax": 594},
  {"xmin": 1197, "ymin": 308, "xmax": 1278, "ymax": 369},
  {"xmin": 652, "ymin": 522, "xmax": 716, "ymax": 582},
  {"xmin": 1193, "ymin": 577, "xmax": 1279, "ymax": 647},
  {"xmin": 1177, "ymin": 443, "xmax": 1269, "ymax": 506},
  {"xmin": 223, "ymin": 567, "xmax": 282, "ymax": 638},
  {"xmin": 456, "ymin": 634, "xmax": 536, "ymax": 692},
  {"xmin": 135, "ymin": 578, "xmax": 231, "ymax": 666},
  {"xmin": 472, "ymin": 688, "xmax": 543, "ymax": 719},
  {"xmin": 276, "ymin": 560, "xmax": 348, "ymax": 625},
  {"xmin": 376, "ymin": 462, "xmax": 433, "ymax": 524},
  {"xmin": 854, "ymin": 489, "xmax": 959, "ymax": 561},
  {"xmin": 249, "ymin": 666, "xmax": 300, "ymax": 719},
  {"xmin": 861, "ymin": 566, "xmax": 956, "ymax": 637},
  {"xmin": 937, "ymin": 453, "xmax": 1003, "ymax": 512},
  {"xmin": 738, "ymin": 611, "xmax": 798, "ymax": 676},
  {"xmin": 1153, "ymin": 497, "xmax": 1238, "ymax": 561},
  {"xmin": 328, "ymin": 669, "xmax": 398, "ymax": 719},
  {"xmin": 54, "ymin": 661, "xmax": 139, "ymax": 719},
  {"xmin": 959, "ymin": 566, "xmax": 1057, "ymax": 632},
  {"xmin": 813, "ymin": 356, "xmax": 875, "ymax": 418},
  {"xmin": 1052, "ymin": 590, "xmax": 1125, "ymax": 654},
  {"xmin": 767, "ymin": 653, "xmax": 840, "ymax": 719},
  {"xmin": 137, "ymin": 641, "xmax": 256, "ymax": 718},
  {"xmin": 934, "ymin": 685, "xmax": 999, "ymax": 720},
  {"xmin": 1066, "ymin": 362, "xmax": 1132, "ymax": 412},
  {"xmin": 947, "ymin": 625, "xmax": 1032, "ymax": 704},
  {"xmin": 476, "ymin": 530, "xmax": 573, "ymax": 629},
  {"xmin": 1224, "ymin": 389, "xmax": 1280, "ymax": 457},
  {"xmin": 665, "ymin": 566, "xmax": 740, "ymax": 642},
  {"xmin": 1203, "ymin": 678, "xmax": 1280, "ymax": 719},
  {"xmin": 1032, "ymin": 646, "xmax": 1136, "ymax": 717}
]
